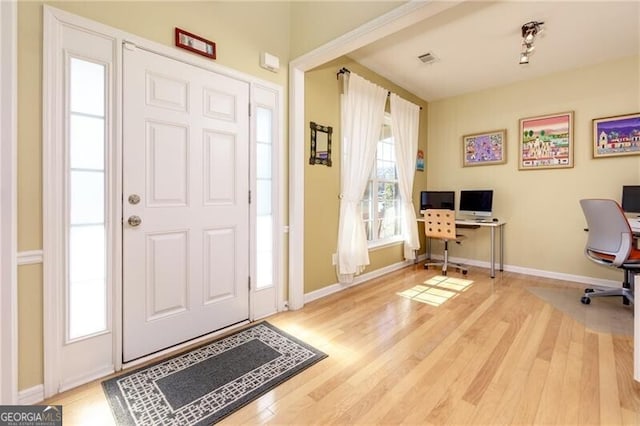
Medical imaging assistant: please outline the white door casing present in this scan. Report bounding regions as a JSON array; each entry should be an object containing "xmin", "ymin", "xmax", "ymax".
[
  {"xmin": 122, "ymin": 46, "xmax": 250, "ymax": 362},
  {"xmin": 44, "ymin": 5, "xmax": 283, "ymax": 394}
]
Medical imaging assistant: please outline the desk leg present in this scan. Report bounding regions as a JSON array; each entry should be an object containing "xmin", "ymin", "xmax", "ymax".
[
  {"xmin": 490, "ymin": 227, "xmax": 496, "ymax": 278},
  {"xmin": 499, "ymin": 224, "xmax": 504, "ymax": 272}
]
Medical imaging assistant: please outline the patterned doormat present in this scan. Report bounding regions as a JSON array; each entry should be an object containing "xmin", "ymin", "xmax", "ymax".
[{"xmin": 102, "ymin": 322, "xmax": 327, "ymax": 425}]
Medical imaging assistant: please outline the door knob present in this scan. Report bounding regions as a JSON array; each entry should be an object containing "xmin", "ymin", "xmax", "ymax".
[{"xmin": 128, "ymin": 215, "xmax": 142, "ymax": 227}]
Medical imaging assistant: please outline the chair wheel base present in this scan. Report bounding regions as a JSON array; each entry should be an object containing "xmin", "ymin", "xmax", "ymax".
[
  {"xmin": 462, "ymin": 270, "xmax": 468, "ymax": 275},
  {"xmin": 581, "ymin": 296, "xmax": 591, "ymax": 305},
  {"xmin": 584, "ymin": 288, "xmax": 595, "ymax": 293}
]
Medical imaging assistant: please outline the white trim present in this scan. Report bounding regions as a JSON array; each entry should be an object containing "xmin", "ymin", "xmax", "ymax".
[
  {"xmin": 304, "ymin": 253, "xmax": 622, "ymax": 306},
  {"xmin": 17, "ymin": 250, "xmax": 44, "ymax": 266},
  {"xmin": 430, "ymin": 253, "xmax": 621, "ymax": 288},
  {"xmin": 0, "ymin": 0, "xmax": 18, "ymax": 405},
  {"xmin": 59, "ymin": 366, "xmax": 114, "ymax": 394},
  {"xmin": 122, "ymin": 320, "xmax": 249, "ymax": 370},
  {"xmin": 18, "ymin": 384, "xmax": 44, "ymax": 406},
  {"xmin": 288, "ymin": 1, "xmax": 462, "ymax": 310},
  {"xmin": 43, "ymin": 5, "xmax": 285, "ymax": 395},
  {"xmin": 304, "ymin": 255, "xmax": 426, "ymax": 304}
]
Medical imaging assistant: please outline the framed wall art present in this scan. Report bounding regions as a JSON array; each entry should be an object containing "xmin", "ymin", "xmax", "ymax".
[
  {"xmin": 592, "ymin": 112, "xmax": 640, "ymax": 158},
  {"xmin": 462, "ymin": 129, "xmax": 506, "ymax": 167},
  {"xmin": 519, "ymin": 111, "xmax": 573, "ymax": 170},
  {"xmin": 175, "ymin": 27, "xmax": 216, "ymax": 60}
]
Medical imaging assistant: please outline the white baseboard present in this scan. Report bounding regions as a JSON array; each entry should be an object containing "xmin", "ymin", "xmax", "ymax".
[
  {"xmin": 59, "ymin": 366, "xmax": 114, "ymax": 394},
  {"xmin": 304, "ymin": 254, "xmax": 620, "ymax": 305},
  {"xmin": 437, "ymin": 255, "xmax": 620, "ymax": 288},
  {"xmin": 304, "ymin": 255, "xmax": 426, "ymax": 304},
  {"xmin": 18, "ymin": 384, "xmax": 44, "ymax": 405}
]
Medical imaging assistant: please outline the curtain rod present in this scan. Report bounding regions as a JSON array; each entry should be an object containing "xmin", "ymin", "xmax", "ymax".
[{"xmin": 336, "ymin": 67, "xmax": 422, "ymax": 110}]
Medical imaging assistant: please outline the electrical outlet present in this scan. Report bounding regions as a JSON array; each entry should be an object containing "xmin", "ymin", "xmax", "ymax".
[{"xmin": 332, "ymin": 253, "xmax": 337, "ymax": 265}]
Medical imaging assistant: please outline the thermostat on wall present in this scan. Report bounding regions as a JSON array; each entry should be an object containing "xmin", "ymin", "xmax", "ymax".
[{"xmin": 260, "ymin": 52, "xmax": 280, "ymax": 72}]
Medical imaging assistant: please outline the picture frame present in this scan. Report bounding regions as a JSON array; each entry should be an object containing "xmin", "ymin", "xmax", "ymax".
[
  {"xmin": 592, "ymin": 112, "xmax": 640, "ymax": 158},
  {"xmin": 416, "ymin": 149, "xmax": 424, "ymax": 171},
  {"xmin": 519, "ymin": 111, "xmax": 574, "ymax": 170},
  {"xmin": 175, "ymin": 28, "xmax": 216, "ymax": 60},
  {"xmin": 309, "ymin": 121, "xmax": 332, "ymax": 166},
  {"xmin": 462, "ymin": 129, "xmax": 507, "ymax": 167}
]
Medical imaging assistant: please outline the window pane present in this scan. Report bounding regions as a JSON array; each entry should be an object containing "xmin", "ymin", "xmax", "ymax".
[
  {"xmin": 256, "ymin": 107, "xmax": 272, "ymax": 143},
  {"xmin": 256, "ymin": 178, "xmax": 272, "ymax": 216},
  {"xmin": 69, "ymin": 225, "xmax": 106, "ymax": 339},
  {"xmin": 256, "ymin": 215, "xmax": 273, "ymax": 289},
  {"xmin": 70, "ymin": 58, "xmax": 105, "ymax": 117},
  {"xmin": 70, "ymin": 114, "xmax": 104, "ymax": 170},
  {"xmin": 256, "ymin": 142, "xmax": 272, "ymax": 179},
  {"xmin": 70, "ymin": 171, "xmax": 104, "ymax": 225}
]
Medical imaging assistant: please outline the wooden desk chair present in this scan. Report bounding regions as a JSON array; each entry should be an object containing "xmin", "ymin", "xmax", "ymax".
[
  {"xmin": 423, "ymin": 209, "xmax": 468, "ymax": 276},
  {"xmin": 580, "ymin": 198, "xmax": 640, "ymax": 305}
]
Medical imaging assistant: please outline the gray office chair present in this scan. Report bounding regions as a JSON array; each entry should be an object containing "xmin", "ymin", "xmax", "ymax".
[
  {"xmin": 423, "ymin": 209, "xmax": 467, "ymax": 276},
  {"xmin": 579, "ymin": 198, "xmax": 640, "ymax": 305}
]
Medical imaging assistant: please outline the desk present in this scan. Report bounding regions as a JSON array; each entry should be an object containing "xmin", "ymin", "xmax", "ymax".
[{"xmin": 418, "ymin": 218, "xmax": 506, "ymax": 278}]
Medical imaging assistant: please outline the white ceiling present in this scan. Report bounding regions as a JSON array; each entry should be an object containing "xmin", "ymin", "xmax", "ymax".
[{"xmin": 348, "ymin": 1, "xmax": 640, "ymax": 102}]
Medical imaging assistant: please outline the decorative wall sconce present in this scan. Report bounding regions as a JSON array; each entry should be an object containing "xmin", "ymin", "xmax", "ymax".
[{"xmin": 519, "ymin": 21, "xmax": 544, "ymax": 65}]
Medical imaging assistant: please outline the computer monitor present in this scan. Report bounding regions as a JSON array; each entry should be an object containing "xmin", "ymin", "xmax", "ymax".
[
  {"xmin": 420, "ymin": 191, "xmax": 455, "ymax": 211},
  {"xmin": 622, "ymin": 185, "xmax": 640, "ymax": 214},
  {"xmin": 459, "ymin": 189, "xmax": 493, "ymax": 218}
]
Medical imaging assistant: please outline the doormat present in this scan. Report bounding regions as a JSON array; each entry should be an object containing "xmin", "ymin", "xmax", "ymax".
[{"xmin": 102, "ymin": 322, "xmax": 327, "ymax": 425}]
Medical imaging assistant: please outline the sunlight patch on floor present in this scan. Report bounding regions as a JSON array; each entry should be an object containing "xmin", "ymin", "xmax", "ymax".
[{"xmin": 397, "ymin": 275, "xmax": 474, "ymax": 306}]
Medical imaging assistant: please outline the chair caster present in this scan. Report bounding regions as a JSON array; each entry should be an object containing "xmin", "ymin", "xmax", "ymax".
[
  {"xmin": 462, "ymin": 270, "xmax": 468, "ymax": 275},
  {"xmin": 585, "ymin": 288, "xmax": 595, "ymax": 293},
  {"xmin": 581, "ymin": 296, "xmax": 591, "ymax": 305}
]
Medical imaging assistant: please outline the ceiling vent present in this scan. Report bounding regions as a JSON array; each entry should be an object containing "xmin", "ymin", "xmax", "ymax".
[{"xmin": 418, "ymin": 52, "xmax": 438, "ymax": 64}]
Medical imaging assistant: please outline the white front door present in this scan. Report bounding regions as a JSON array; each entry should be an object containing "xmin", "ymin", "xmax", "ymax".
[{"xmin": 122, "ymin": 46, "xmax": 250, "ymax": 362}]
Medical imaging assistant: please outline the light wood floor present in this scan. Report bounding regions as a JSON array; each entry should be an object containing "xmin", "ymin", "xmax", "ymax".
[{"xmin": 44, "ymin": 265, "xmax": 640, "ymax": 425}]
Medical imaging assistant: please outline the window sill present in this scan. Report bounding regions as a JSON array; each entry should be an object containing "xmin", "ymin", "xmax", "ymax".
[{"xmin": 367, "ymin": 237, "xmax": 404, "ymax": 252}]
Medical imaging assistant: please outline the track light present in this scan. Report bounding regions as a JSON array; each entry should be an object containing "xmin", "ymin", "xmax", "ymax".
[{"xmin": 519, "ymin": 20, "xmax": 544, "ymax": 65}]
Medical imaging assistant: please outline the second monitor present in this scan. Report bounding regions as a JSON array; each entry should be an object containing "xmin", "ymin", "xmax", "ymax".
[
  {"xmin": 459, "ymin": 189, "xmax": 494, "ymax": 218},
  {"xmin": 420, "ymin": 191, "xmax": 455, "ymax": 211}
]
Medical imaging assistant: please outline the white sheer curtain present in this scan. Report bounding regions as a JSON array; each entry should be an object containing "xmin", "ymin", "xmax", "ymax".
[
  {"xmin": 337, "ymin": 72, "xmax": 387, "ymax": 283},
  {"xmin": 390, "ymin": 93, "xmax": 420, "ymax": 260}
]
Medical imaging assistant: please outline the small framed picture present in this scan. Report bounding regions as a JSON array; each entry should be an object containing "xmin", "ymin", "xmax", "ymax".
[
  {"xmin": 519, "ymin": 111, "xmax": 574, "ymax": 170},
  {"xmin": 592, "ymin": 112, "xmax": 640, "ymax": 158},
  {"xmin": 175, "ymin": 28, "xmax": 216, "ymax": 60},
  {"xmin": 462, "ymin": 129, "xmax": 506, "ymax": 167}
]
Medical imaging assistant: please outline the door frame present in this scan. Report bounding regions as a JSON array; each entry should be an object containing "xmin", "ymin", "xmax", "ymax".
[
  {"xmin": 287, "ymin": 1, "xmax": 459, "ymax": 309},
  {"xmin": 0, "ymin": 0, "xmax": 18, "ymax": 405},
  {"xmin": 43, "ymin": 5, "xmax": 283, "ymax": 396}
]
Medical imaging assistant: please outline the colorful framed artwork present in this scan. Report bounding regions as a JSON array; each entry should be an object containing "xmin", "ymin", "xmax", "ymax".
[
  {"xmin": 462, "ymin": 129, "xmax": 506, "ymax": 167},
  {"xmin": 592, "ymin": 112, "xmax": 640, "ymax": 158},
  {"xmin": 175, "ymin": 27, "xmax": 216, "ymax": 60},
  {"xmin": 519, "ymin": 111, "xmax": 574, "ymax": 170},
  {"xmin": 416, "ymin": 149, "xmax": 425, "ymax": 171}
]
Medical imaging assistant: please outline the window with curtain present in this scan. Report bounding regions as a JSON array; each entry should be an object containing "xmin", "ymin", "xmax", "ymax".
[{"xmin": 361, "ymin": 114, "xmax": 403, "ymax": 245}]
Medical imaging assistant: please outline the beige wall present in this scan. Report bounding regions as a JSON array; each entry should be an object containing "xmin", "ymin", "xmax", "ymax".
[
  {"xmin": 304, "ymin": 57, "xmax": 428, "ymax": 294},
  {"xmin": 427, "ymin": 55, "xmax": 640, "ymax": 280},
  {"xmin": 289, "ymin": 1, "xmax": 402, "ymax": 59}
]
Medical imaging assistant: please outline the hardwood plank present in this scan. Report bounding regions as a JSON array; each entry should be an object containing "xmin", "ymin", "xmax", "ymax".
[{"xmin": 39, "ymin": 266, "xmax": 640, "ymax": 425}]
